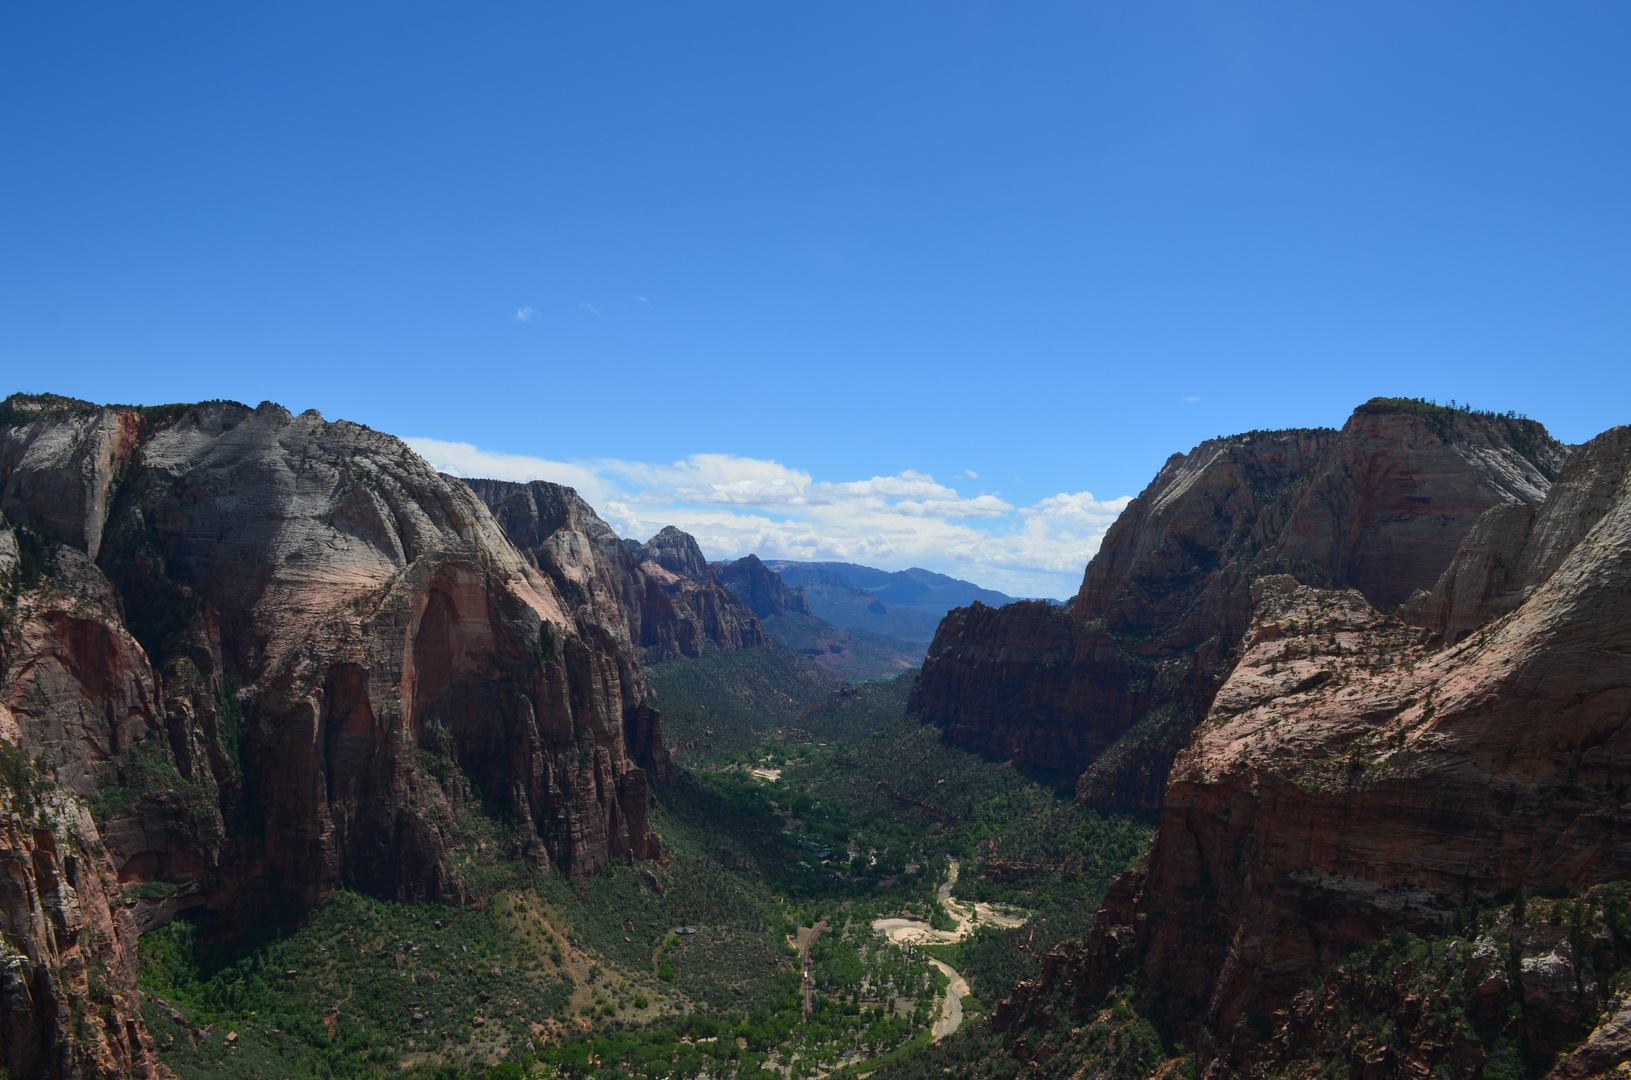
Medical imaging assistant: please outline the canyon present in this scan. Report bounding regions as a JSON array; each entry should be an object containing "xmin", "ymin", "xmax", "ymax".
[
  {"xmin": 984, "ymin": 416, "xmax": 1631, "ymax": 1078},
  {"xmin": 0, "ymin": 395, "xmax": 776, "ymax": 1077},
  {"xmin": 6, "ymin": 389, "xmax": 1630, "ymax": 1080},
  {"xmin": 910, "ymin": 400, "xmax": 1570, "ymax": 812}
]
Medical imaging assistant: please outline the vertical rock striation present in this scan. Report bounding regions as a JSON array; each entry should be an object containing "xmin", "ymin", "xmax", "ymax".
[
  {"xmin": 1009, "ymin": 423, "xmax": 1631, "ymax": 1071},
  {"xmin": 0, "ymin": 763, "xmax": 170, "ymax": 1079},
  {"xmin": 465, "ymin": 479, "xmax": 768, "ymax": 664},
  {"xmin": 623, "ymin": 527, "xmax": 769, "ymax": 659},
  {"xmin": 0, "ymin": 394, "xmax": 688, "ymax": 1071},
  {"xmin": 910, "ymin": 401, "xmax": 1568, "ymax": 811}
]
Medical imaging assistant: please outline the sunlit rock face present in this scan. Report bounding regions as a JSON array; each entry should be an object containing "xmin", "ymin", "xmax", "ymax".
[
  {"xmin": 466, "ymin": 478, "xmax": 767, "ymax": 665},
  {"xmin": 999, "ymin": 422, "xmax": 1631, "ymax": 1071},
  {"xmin": 0, "ymin": 394, "xmax": 683, "ymax": 1068},
  {"xmin": 911, "ymin": 400, "xmax": 1569, "ymax": 812}
]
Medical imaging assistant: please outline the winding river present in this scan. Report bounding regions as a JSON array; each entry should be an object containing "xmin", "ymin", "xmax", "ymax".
[{"xmin": 869, "ymin": 860, "xmax": 1028, "ymax": 1039}]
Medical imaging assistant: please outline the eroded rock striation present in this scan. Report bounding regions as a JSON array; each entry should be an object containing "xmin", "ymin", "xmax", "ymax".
[
  {"xmin": 0, "ymin": 395, "xmax": 684, "ymax": 1072},
  {"xmin": 999, "ymin": 422, "xmax": 1631, "ymax": 1076},
  {"xmin": 464, "ymin": 478, "xmax": 765, "ymax": 666},
  {"xmin": 0, "ymin": 749, "xmax": 171, "ymax": 1080},
  {"xmin": 911, "ymin": 400, "xmax": 1568, "ymax": 811},
  {"xmin": 620, "ymin": 526, "xmax": 770, "ymax": 660},
  {"xmin": 712, "ymin": 554, "xmax": 811, "ymax": 620}
]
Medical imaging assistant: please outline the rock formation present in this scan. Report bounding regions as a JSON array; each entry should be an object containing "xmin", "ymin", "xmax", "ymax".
[
  {"xmin": 910, "ymin": 400, "xmax": 1569, "ymax": 811},
  {"xmin": 464, "ymin": 479, "xmax": 765, "ymax": 664},
  {"xmin": 712, "ymin": 554, "xmax": 811, "ymax": 620},
  {"xmin": 619, "ymin": 526, "xmax": 770, "ymax": 660},
  {"xmin": 0, "ymin": 745, "xmax": 170, "ymax": 1079},
  {"xmin": 0, "ymin": 395, "xmax": 682, "ymax": 1072},
  {"xmin": 998, "ymin": 421, "xmax": 1631, "ymax": 1076}
]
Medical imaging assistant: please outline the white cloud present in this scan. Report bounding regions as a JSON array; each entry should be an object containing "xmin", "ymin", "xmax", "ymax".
[
  {"xmin": 1182, "ymin": 395, "xmax": 1201, "ymax": 403},
  {"xmin": 515, "ymin": 305, "xmax": 538, "ymax": 322},
  {"xmin": 405, "ymin": 440, "xmax": 1132, "ymax": 598},
  {"xmin": 405, "ymin": 438, "xmax": 613, "ymax": 504},
  {"xmin": 578, "ymin": 301, "xmax": 600, "ymax": 315}
]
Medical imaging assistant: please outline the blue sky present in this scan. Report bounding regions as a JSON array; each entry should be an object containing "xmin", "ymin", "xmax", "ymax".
[{"xmin": 3, "ymin": 3, "xmax": 1627, "ymax": 596}]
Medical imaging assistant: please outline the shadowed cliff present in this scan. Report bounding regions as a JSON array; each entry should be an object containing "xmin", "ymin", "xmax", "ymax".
[
  {"xmin": 0, "ymin": 394, "xmax": 702, "ymax": 1075},
  {"xmin": 984, "ymin": 421, "xmax": 1631, "ymax": 1080},
  {"xmin": 909, "ymin": 399, "xmax": 1570, "ymax": 813}
]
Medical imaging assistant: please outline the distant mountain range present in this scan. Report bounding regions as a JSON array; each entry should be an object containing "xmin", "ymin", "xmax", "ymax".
[
  {"xmin": 698, "ymin": 557, "xmax": 1040, "ymax": 677},
  {"xmin": 761, "ymin": 561, "xmax": 1039, "ymax": 646}
]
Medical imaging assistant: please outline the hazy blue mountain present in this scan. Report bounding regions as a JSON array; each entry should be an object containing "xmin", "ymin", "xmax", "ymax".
[{"xmin": 760, "ymin": 561, "xmax": 1033, "ymax": 644}]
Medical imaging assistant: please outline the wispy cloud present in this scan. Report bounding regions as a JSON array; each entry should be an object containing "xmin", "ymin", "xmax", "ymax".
[
  {"xmin": 406, "ymin": 440, "xmax": 1131, "ymax": 597},
  {"xmin": 630, "ymin": 295, "xmax": 649, "ymax": 305},
  {"xmin": 406, "ymin": 438, "xmax": 612, "ymax": 503},
  {"xmin": 1181, "ymin": 395, "xmax": 1201, "ymax": 403},
  {"xmin": 578, "ymin": 301, "xmax": 600, "ymax": 315},
  {"xmin": 515, "ymin": 305, "xmax": 538, "ymax": 322}
]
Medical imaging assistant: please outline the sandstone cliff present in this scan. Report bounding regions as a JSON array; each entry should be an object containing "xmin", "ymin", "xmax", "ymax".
[
  {"xmin": 0, "ymin": 740, "xmax": 170, "ymax": 1079},
  {"xmin": 712, "ymin": 554, "xmax": 811, "ymax": 620},
  {"xmin": 0, "ymin": 395, "xmax": 678, "ymax": 1073},
  {"xmin": 621, "ymin": 526, "xmax": 770, "ymax": 659},
  {"xmin": 910, "ymin": 400, "xmax": 1568, "ymax": 812},
  {"xmin": 0, "ymin": 519, "xmax": 173, "ymax": 1078},
  {"xmin": 998, "ymin": 422, "xmax": 1631, "ymax": 1076},
  {"xmin": 464, "ymin": 478, "xmax": 765, "ymax": 665}
]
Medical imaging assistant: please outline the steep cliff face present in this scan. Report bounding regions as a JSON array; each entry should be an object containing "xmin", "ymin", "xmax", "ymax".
[
  {"xmin": 1036, "ymin": 422, "xmax": 1631, "ymax": 1070},
  {"xmin": 712, "ymin": 554, "xmax": 810, "ymax": 619},
  {"xmin": 629, "ymin": 525, "xmax": 712, "ymax": 583},
  {"xmin": 0, "ymin": 753, "xmax": 170, "ymax": 1080},
  {"xmin": 466, "ymin": 479, "xmax": 765, "ymax": 665},
  {"xmin": 911, "ymin": 401, "xmax": 1567, "ymax": 812},
  {"xmin": 622, "ymin": 527, "xmax": 769, "ymax": 659},
  {"xmin": 0, "ymin": 524, "xmax": 172, "ymax": 1078},
  {"xmin": 0, "ymin": 395, "xmax": 675, "ymax": 1067},
  {"xmin": 1405, "ymin": 425, "xmax": 1631, "ymax": 644}
]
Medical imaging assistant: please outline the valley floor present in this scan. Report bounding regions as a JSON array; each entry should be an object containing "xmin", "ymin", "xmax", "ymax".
[{"xmin": 138, "ymin": 660, "xmax": 1151, "ymax": 1080}]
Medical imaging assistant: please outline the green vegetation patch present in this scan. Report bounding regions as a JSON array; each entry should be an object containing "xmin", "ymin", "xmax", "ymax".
[
  {"xmin": 645, "ymin": 643, "xmax": 844, "ymax": 761},
  {"xmin": 138, "ymin": 651, "xmax": 1155, "ymax": 1080}
]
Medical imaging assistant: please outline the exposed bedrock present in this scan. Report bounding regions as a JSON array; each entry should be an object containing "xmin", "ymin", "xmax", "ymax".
[
  {"xmin": 0, "ymin": 393, "xmax": 675, "ymax": 933},
  {"xmin": 466, "ymin": 479, "xmax": 766, "ymax": 664},
  {"xmin": 910, "ymin": 401, "xmax": 1569, "ymax": 811},
  {"xmin": 712, "ymin": 553, "xmax": 811, "ymax": 620},
  {"xmin": 0, "ymin": 773, "xmax": 171, "ymax": 1080},
  {"xmin": 1006, "ymin": 423, "xmax": 1631, "ymax": 1067}
]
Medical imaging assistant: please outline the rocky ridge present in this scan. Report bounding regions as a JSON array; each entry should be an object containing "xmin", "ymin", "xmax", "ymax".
[
  {"xmin": 994, "ymin": 421, "xmax": 1631, "ymax": 1078},
  {"xmin": 464, "ymin": 478, "xmax": 766, "ymax": 665},
  {"xmin": 910, "ymin": 400, "xmax": 1569, "ymax": 812},
  {"xmin": 0, "ymin": 395, "xmax": 701, "ymax": 1075},
  {"xmin": 712, "ymin": 554, "xmax": 811, "ymax": 620}
]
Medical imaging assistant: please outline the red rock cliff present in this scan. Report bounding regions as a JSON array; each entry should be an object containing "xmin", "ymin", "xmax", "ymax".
[
  {"xmin": 464, "ymin": 479, "xmax": 766, "ymax": 664},
  {"xmin": 0, "ymin": 522, "xmax": 173, "ymax": 1077},
  {"xmin": 910, "ymin": 401, "xmax": 1568, "ymax": 811},
  {"xmin": 0, "ymin": 394, "xmax": 682, "ymax": 1068},
  {"xmin": 1060, "ymin": 421, "xmax": 1631, "ymax": 1066}
]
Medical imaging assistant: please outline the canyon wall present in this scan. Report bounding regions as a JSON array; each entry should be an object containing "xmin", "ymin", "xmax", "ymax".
[
  {"xmin": 0, "ymin": 395, "xmax": 681, "ymax": 1073},
  {"xmin": 910, "ymin": 401, "xmax": 1569, "ymax": 811},
  {"xmin": 623, "ymin": 526, "xmax": 769, "ymax": 658},
  {"xmin": 464, "ymin": 478, "xmax": 766, "ymax": 664},
  {"xmin": 713, "ymin": 554, "xmax": 811, "ymax": 620},
  {"xmin": 999, "ymin": 422, "xmax": 1631, "ymax": 1074}
]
